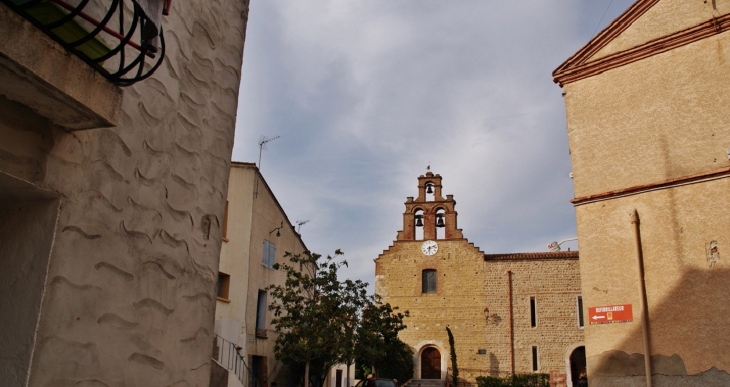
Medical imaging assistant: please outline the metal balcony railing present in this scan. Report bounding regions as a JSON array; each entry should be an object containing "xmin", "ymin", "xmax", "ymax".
[
  {"xmin": 213, "ymin": 334, "xmax": 258, "ymax": 387},
  {"xmin": 2, "ymin": 0, "xmax": 167, "ymax": 86}
]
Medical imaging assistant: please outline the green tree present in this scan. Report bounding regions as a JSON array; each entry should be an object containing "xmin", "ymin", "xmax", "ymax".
[
  {"xmin": 267, "ymin": 250, "xmax": 369, "ymax": 387},
  {"xmin": 355, "ymin": 298, "xmax": 413, "ymax": 383}
]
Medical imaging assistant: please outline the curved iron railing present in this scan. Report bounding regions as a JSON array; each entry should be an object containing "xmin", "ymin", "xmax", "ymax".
[
  {"xmin": 2, "ymin": 0, "xmax": 165, "ymax": 86},
  {"xmin": 213, "ymin": 334, "xmax": 257, "ymax": 387}
]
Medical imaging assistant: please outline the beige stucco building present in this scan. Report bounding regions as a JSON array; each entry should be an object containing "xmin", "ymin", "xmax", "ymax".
[
  {"xmin": 215, "ymin": 162, "xmax": 308, "ymax": 387},
  {"xmin": 553, "ymin": 0, "xmax": 730, "ymax": 385},
  {"xmin": 374, "ymin": 173, "xmax": 585, "ymax": 386},
  {"xmin": 0, "ymin": 0, "xmax": 249, "ymax": 385}
]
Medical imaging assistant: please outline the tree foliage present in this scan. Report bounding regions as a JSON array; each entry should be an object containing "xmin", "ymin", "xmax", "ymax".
[
  {"xmin": 267, "ymin": 250, "xmax": 385, "ymax": 387},
  {"xmin": 355, "ymin": 298, "xmax": 413, "ymax": 383}
]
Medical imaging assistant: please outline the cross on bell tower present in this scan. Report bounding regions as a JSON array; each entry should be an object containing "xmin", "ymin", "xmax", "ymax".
[{"xmin": 396, "ymin": 172, "xmax": 463, "ymax": 241}]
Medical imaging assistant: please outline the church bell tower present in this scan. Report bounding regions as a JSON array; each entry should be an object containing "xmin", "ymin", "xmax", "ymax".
[{"xmin": 396, "ymin": 172, "xmax": 463, "ymax": 241}]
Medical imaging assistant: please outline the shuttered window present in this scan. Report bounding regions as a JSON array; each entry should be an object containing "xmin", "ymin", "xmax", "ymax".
[{"xmin": 263, "ymin": 240, "xmax": 276, "ymax": 269}]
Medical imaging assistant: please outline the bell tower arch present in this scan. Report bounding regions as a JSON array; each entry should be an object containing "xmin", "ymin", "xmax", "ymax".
[{"xmin": 397, "ymin": 172, "xmax": 463, "ymax": 241}]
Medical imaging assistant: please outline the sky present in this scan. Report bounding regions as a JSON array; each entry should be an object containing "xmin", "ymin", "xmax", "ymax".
[{"xmin": 232, "ymin": 0, "xmax": 636, "ymax": 291}]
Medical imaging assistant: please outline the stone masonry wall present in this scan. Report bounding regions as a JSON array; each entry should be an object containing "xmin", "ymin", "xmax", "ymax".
[{"xmin": 376, "ymin": 239, "xmax": 583, "ymax": 381}]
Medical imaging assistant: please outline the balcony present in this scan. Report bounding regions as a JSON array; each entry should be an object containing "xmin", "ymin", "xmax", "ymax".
[
  {"xmin": 2, "ymin": 0, "xmax": 167, "ymax": 86},
  {"xmin": 0, "ymin": 0, "xmax": 169, "ymax": 130}
]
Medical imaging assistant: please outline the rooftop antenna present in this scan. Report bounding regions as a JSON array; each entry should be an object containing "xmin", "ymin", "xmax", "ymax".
[
  {"xmin": 296, "ymin": 220, "xmax": 310, "ymax": 233},
  {"xmin": 254, "ymin": 135, "xmax": 279, "ymax": 198},
  {"xmin": 258, "ymin": 135, "xmax": 280, "ymax": 171}
]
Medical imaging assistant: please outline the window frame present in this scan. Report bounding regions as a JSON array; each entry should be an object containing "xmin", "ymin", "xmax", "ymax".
[
  {"xmin": 577, "ymin": 295, "xmax": 584, "ymax": 329},
  {"xmin": 262, "ymin": 239, "xmax": 276, "ymax": 269},
  {"xmin": 222, "ymin": 201, "xmax": 229, "ymax": 241},
  {"xmin": 256, "ymin": 289, "xmax": 267, "ymax": 338},
  {"xmin": 216, "ymin": 272, "xmax": 231, "ymax": 302},
  {"xmin": 422, "ymin": 269, "xmax": 437, "ymax": 294},
  {"xmin": 530, "ymin": 296, "xmax": 537, "ymax": 328}
]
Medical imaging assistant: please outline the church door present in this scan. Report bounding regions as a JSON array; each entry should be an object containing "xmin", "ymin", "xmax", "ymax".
[
  {"xmin": 421, "ymin": 347, "xmax": 441, "ymax": 379},
  {"xmin": 569, "ymin": 346, "xmax": 586, "ymax": 387}
]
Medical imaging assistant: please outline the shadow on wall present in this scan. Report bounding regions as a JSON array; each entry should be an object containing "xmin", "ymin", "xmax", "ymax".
[{"xmin": 588, "ymin": 268, "xmax": 730, "ymax": 387}]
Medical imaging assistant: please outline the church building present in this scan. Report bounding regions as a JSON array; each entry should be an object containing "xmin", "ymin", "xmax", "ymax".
[{"xmin": 374, "ymin": 172, "xmax": 585, "ymax": 386}]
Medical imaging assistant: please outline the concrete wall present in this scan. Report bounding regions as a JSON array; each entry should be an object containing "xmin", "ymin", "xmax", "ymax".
[
  {"xmin": 245, "ymin": 167, "xmax": 308, "ymax": 387},
  {"xmin": 215, "ymin": 163, "xmax": 308, "ymax": 387},
  {"xmin": 216, "ymin": 165, "xmax": 257, "ymax": 354},
  {"xmin": 0, "ymin": 174, "xmax": 60, "ymax": 387},
  {"xmin": 565, "ymin": 20, "xmax": 730, "ymax": 198},
  {"xmin": 0, "ymin": 0, "xmax": 250, "ymax": 384},
  {"xmin": 561, "ymin": 1, "xmax": 730, "ymax": 384}
]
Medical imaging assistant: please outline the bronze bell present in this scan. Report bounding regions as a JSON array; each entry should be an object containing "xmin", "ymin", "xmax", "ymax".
[
  {"xmin": 436, "ymin": 214, "xmax": 445, "ymax": 228},
  {"xmin": 426, "ymin": 184, "xmax": 434, "ymax": 194},
  {"xmin": 415, "ymin": 215, "xmax": 424, "ymax": 227}
]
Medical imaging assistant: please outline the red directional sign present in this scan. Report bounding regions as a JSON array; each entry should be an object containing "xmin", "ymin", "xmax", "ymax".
[{"xmin": 588, "ymin": 304, "xmax": 633, "ymax": 325}]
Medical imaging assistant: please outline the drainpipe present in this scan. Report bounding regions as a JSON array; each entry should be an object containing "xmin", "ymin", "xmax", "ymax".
[
  {"xmin": 631, "ymin": 210, "xmax": 652, "ymax": 387},
  {"xmin": 506, "ymin": 270, "xmax": 514, "ymax": 375}
]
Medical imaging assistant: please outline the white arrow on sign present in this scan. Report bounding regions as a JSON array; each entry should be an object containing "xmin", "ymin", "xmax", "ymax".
[{"xmin": 592, "ymin": 315, "xmax": 605, "ymax": 320}]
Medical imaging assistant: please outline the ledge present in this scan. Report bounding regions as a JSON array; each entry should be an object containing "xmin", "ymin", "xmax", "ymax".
[
  {"xmin": 216, "ymin": 297, "xmax": 231, "ymax": 303},
  {"xmin": 0, "ymin": 3, "xmax": 122, "ymax": 131}
]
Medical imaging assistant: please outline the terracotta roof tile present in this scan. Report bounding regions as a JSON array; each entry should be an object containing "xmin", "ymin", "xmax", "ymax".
[{"xmin": 484, "ymin": 251, "xmax": 579, "ymax": 261}]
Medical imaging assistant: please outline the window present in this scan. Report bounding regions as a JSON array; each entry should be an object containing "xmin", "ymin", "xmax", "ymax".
[
  {"xmin": 422, "ymin": 269, "xmax": 437, "ymax": 293},
  {"xmin": 222, "ymin": 201, "xmax": 229, "ymax": 241},
  {"xmin": 532, "ymin": 346, "xmax": 539, "ymax": 372},
  {"xmin": 256, "ymin": 290, "xmax": 267, "ymax": 338},
  {"xmin": 263, "ymin": 240, "xmax": 276, "ymax": 269},
  {"xmin": 530, "ymin": 297, "xmax": 537, "ymax": 327},
  {"xmin": 216, "ymin": 272, "xmax": 230, "ymax": 301},
  {"xmin": 577, "ymin": 295, "xmax": 584, "ymax": 328}
]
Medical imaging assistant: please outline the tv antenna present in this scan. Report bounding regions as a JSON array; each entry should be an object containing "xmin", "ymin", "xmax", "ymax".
[
  {"xmin": 258, "ymin": 135, "xmax": 280, "ymax": 171},
  {"xmin": 296, "ymin": 220, "xmax": 310, "ymax": 233}
]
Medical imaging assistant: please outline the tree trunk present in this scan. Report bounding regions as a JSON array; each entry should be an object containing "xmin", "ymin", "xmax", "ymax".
[{"xmin": 305, "ymin": 360, "xmax": 310, "ymax": 387}]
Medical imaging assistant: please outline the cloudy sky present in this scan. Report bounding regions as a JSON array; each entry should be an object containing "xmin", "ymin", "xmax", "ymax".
[{"xmin": 232, "ymin": 0, "xmax": 635, "ymax": 290}]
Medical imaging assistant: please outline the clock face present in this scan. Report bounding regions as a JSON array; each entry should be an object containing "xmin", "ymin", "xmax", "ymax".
[{"xmin": 421, "ymin": 240, "xmax": 438, "ymax": 256}]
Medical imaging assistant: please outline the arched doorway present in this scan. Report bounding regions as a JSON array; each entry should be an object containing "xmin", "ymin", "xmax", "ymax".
[
  {"xmin": 421, "ymin": 347, "xmax": 441, "ymax": 379},
  {"xmin": 569, "ymin": 346, "xmax": 586, "ymax": 387}
]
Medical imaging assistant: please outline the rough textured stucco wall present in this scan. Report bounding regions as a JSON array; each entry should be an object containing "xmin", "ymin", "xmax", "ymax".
[
  {"xmin": 565, "ymin": 31, "xmax": 730, "ymax": 198},
  {"xmin": 590, "ymin": 0, "xmax": 730, "ymax": 61},
  {"xmin": 563, "ymin": 6, "xmax": 730, "ymax": 384},
  {"xmin": 576, "ymin": 180, "xmax": 730, "ymax": 383},
  {"xmin": 0, "ymin": 186, "xmax": 59, "ymax": 387},
  {"xmin": 0, "ymin": 0, "xmax": 250, "ymax": 385}
]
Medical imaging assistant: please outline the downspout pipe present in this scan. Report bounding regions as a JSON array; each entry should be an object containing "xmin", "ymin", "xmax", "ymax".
[
  {"xmin": 506, "ymin": 270, "xmax": 514, "ymax": 375},
  {"xmin": 631, "ymin": 210, "xmax": 653, "ymax": 387}
]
